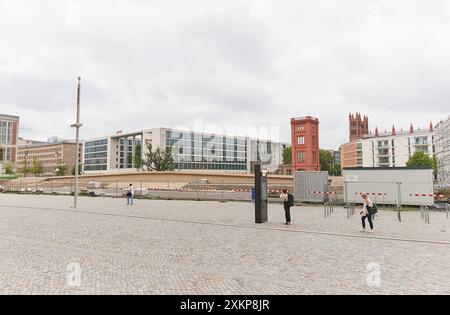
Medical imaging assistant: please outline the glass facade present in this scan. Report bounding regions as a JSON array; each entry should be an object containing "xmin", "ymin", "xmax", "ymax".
[
  {"xmin": 84, "ymin": 139, "xmax": 108, "ymax": 171},
  {"xmin": 0, "ymin": 118, "xmax": 16, "ymax": 163},
  {"xmin": 116, "ymin": 137, "xmax": 141, "ymax": 169},
  {"xmin": 165, "ymin": 130, "xmax": 248, "ymax": 171},
  {"xmin": 0, "ymin": 121, "xmax": 13, "ymax": 145}
]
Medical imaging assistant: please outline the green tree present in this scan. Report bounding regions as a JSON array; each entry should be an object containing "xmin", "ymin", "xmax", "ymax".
[
  {"xmin": 144, "ymin": 143, "xmax": 175, "ymax": 171},
  {"xmin": 282, "ymin": 146, "xmax": 292, "ymax": 165},
  {"xmin": 20, "ymin": 159, "xmax": 30, "ymax": 176},
  {"xmin": 4, "ymin": 162, "xmax": 15, "ymax": 175},
  {"xmin": 319, "ymin": 149, "xmax": 334, "ymax": 173},
  {"xmin": 330, "ymin": 164, "xmax": 342, "ymax": 176},
  {"xmin": 432, "ymin": 155, "xmax": 438, "ymax": 179},
  {"xmin": 30, "ymin": 158, "xmax": 44, "ymax": 176},
  {"xmin": 406, "ymin": 151, "xmax": 434, "ymax": 169},
  {"xmin": 55, "ymin": 161, "xmax": 67, "ymax": 176},
  {"xmin": 134, "ymin": 143, "xmax": 144, "ymax": 170}
]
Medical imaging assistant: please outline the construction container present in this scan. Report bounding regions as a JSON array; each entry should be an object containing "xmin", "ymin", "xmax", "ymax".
[
  {"xmin": 343, "ymin": 167, "xmax": 434, "ymax": 206},
  {"xmin": 294, "ymin": 171, "xmax": 329, "ymax": 203}
]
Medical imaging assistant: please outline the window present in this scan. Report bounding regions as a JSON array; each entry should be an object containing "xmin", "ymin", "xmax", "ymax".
[
  {"xmin": 297, "ymin": 136, "xmax": 304, "ymax": 145},
  {"xmin": 297, "ymin": 151, "xmax": 306, "ymax": 163}
]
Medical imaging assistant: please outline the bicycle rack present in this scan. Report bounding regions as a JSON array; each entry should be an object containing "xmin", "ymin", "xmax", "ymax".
[
  {"xmin": 345, "ymin": 203, "xmax": 355, "ymax": 219},
  {"xmin": 324, "ymin": 201, "xmax": 334, "ymax": 218},
  {"xmin": 420, "ymin": 204, "xmax": 430, "ymax": 224}
]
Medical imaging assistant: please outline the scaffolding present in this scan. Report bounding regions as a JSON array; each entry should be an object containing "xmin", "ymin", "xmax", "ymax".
[{"xmin": 435, "ymin": 116, "xmax": 450, "ymax": 189}]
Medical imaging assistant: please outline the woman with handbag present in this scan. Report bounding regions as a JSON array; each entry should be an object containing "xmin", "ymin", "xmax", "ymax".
[{"xmin": 360, "ymin": 193, "xmax": 375, "ymax": 233}]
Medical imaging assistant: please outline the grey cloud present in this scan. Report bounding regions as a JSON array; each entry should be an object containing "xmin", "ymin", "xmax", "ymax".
[{"xmin": 0, "ymin": 0, "xmax": 449, "ymax": 149}]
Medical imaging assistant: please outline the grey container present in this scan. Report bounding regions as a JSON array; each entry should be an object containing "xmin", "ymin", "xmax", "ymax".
[
  {"xmin": 294, "ymin": 171, "xmax": 329, "ymax": 203},
  {"xmin": 343, "ymin": 167, "xmax": 434, "ymax": 206}
]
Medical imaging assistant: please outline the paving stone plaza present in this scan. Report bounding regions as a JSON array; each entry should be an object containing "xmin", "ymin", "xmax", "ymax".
[{"xmin": 0, "ymin": 194, "xmax": 449, "ymax": 294}]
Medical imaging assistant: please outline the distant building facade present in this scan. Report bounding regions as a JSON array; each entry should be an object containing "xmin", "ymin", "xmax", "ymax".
[
  {"xmin": 82, "ymin": 127, "xmax": 288, "ymax": 174},
  {"xmin": 17, "ymin": 141, "xmax": 83, "ymax": 176},
  {"xmin": 435, "ymin": 115, "xmax": 450, "ymax": 188},
  {"xmin": 333, "ymin": 150, "xmax": 341, "ymax": 165},
  {"xmin": 17, "ymin": 137, "xmax": 46, "ymax": 146},
  {"xmin": 290, "ymin": 116, "xmax": 320, "ymax": 171},
  {"xmin": 340, "ymin": 122, "xmax": 435, "ymax": 169},
  {"xmin": 0, "ymin": 114, "xmax": 19, "ymax": 173},
  {"xmin": 349, "ymin": 112, "xmax": 369, "ymax": 142}
]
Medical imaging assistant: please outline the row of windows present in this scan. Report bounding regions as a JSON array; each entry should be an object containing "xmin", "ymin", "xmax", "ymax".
[
  {"xmin": 173, "ymin": 155, "xmax": 247, "ymax": 163},
  {"xmin": 85, "ymin": 139, "xmax": 108, "ymax": 147},
  {"xmin": 166, "ymin": 131, "xmax": 247, "ymax": 145},
  {"xmin": 85, "ymin": 145, "xmax": 108, "ymax": 153},
  {"xmin": 84, "ymin": 165, "xmax": 107, "ymax": 171},
  {"xmin": 84, "ymin": 152, "xmax": 108, "ymax": 159},
  {"xmin": 296, "ymin": 151, "xmax": 318, "ymax": 164},
  {"xmin": 166, "ymin": 139, "xmax": 247, "ymax": 151},
  {"xmin": 84, "ymin": 159, "xmax": 107, "ymax": 165},
  {"xmin": 174, "ymin": 163, "xmax": 247, "ymax": 171}
]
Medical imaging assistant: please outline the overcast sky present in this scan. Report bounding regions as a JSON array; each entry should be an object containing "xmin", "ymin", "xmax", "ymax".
[{"xmin": 1, "ymin": 0, "xmax": 449, "ymax": 149}]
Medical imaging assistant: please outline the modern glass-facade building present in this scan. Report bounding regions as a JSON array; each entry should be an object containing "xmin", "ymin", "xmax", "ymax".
[
  {"xmin": 83, "ymin": 139, "xmax": 108, "ymax": 171},
  {"xmin": 0, "ymin": 114, "xmax": 19, "ymax": 173},
  {"xmin": 82, "ymin": 127, "xmax": 287, "ymax": 174}
]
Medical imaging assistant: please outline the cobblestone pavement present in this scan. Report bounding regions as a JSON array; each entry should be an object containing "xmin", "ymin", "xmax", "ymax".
[{"xmin": 0, "ymin": 194, "xmax": 449, "ymax": 294}]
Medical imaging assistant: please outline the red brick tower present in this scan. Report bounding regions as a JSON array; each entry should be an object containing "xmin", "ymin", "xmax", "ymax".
[
  {"xmin": 349, "ymin": 113, "xmax": 369, "ymax": 142},
  {"xmin": 290, "ymin": 116, "xmax": 320, "ymax": 171}
]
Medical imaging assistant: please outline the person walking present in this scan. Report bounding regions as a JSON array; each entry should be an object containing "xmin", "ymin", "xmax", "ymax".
[
  {"xmin": 280, "ymin": 189, "xmax": 293, "ymax": 225},
  {"xmin": 127, "ymin": 183, "xmax": 134, "ymax": 205},
  {"xmin": 360, "ymin": 193, "xmax": 374, "ymax": 232}
]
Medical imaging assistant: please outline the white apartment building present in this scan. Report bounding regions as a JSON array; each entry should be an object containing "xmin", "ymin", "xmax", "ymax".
[
  {"xmin": 435, "ymin": 116, "xmax": 450, "ymax": 188},
  {"xmin": 359, "ymin": 127, "xmax": 435, "ymax": 168}
]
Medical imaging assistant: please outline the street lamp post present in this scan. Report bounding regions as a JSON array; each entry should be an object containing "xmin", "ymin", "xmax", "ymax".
[
  {"xmin": 70, "ymin": 77, "xmax": 83, "ymax": 209},
  {"xmin": 24, "ymin": 150, "xmax": 29, "ymax": 177}
]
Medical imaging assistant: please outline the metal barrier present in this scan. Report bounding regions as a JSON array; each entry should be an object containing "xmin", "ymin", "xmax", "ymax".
[
  {"xmin": 345, "ymin": 202, "xmax": 356, "ymax": 219},
  {"xmin": 420, "ymin": 204, "xmax": 430, "ymax": 224},
  {"xmin": 446, "ymin": 203, "xmax": 449, "ymax": 220},
  {"xmin": 323, "ymin": 201, "xmax": 334, "ymax": 218}
]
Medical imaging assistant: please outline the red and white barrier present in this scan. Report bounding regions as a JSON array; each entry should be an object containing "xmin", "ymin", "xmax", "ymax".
[
  {"xmin": 309, "ymin": 191, "xmax": 337, "ymax": 195},
  {"xmin": 409, "ymin": 193, "xmax": 444, "ymax": 198},
  {"xmin": 355, "ymin": 192, "xmax": 387, "ymax": 196}
]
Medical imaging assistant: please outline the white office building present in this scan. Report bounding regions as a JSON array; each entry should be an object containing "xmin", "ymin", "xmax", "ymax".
[{"xmin": 82, "ymin": 127, "xmax": 288, "ymax": 174}]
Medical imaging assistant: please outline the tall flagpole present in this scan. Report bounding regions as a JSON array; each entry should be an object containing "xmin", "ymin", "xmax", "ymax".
[{"xmin": 71, "ymin": 76, "xmax": 83, "ymax": 208}]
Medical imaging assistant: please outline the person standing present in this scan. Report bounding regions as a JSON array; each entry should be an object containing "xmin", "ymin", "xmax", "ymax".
[
  {"xmin": 360, "ymin": 193, "xmax": 374, "ymax": 232},
  {"xmin": 127, "ymin": 183, "xmax": 134, "ymax": 205},
  {"xmin": 280, "ymin": 189, "xmax": 293, "ymax": 225}
]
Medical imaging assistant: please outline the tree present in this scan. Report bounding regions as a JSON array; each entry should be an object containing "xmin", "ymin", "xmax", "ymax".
[
  {"xmin": 282, "ymin": 146, "xmax": 292, "ymax": 165},
  {"xmin": 319, "ymin": 149, "xmax": 334, "ymax": 173},
  {"xmin": 406, "ymin": 151, "xmax": 434, "ymax": 169},
  {"xmin": 30, "ymin": 158, "xmax": 44, "ymax": 176},
  {"xmin": 432, "ymin": 155, "xmax": 438, "ymax": 179},
  {"xmin": 20, "ymin": 159, "xmax": 30, "ymax": 176},
  {"xmin": 4, "ymin": 162, "xmax": 15, "ymax": 175},
  {"xmin": 134, "ymin": 143, "xmax": 144, "ymax": 170},
  {"xmin": 144, "ymin": 143, "xmax": 175, "ymax": 171},
  {"xmin": 55, "ymin": 161, "xmax": 67, "ymax": 176}
]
